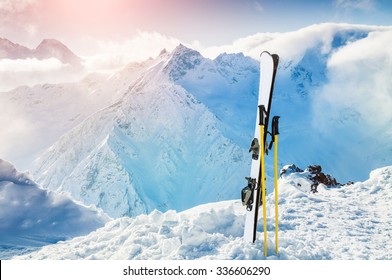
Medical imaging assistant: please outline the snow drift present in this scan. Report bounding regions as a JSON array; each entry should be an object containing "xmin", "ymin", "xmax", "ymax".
[
  {"xmin": 15, "ymin": 165, "xmax": 392, "ymax": 260},
  {"xmin": 0, "ymin": 159, "xmax": 109, "ymax": 251}
]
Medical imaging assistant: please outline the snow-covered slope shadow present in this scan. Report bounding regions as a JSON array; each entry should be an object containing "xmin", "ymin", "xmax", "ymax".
[
  {"xmin": 0, "ymin": 159, "xmax": 110, "ymax": 259},
  {"xmin": 15, "ymin": 165, "xmax": 392, "ymax": 260}
]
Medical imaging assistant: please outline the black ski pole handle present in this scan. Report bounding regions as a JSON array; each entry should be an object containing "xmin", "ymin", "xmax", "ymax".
[
  {"xmin": 258, "ymin": 105, "xmax": 266, "ymax": 126},
  {"xmin": 272, "ymin": 116, "xmax": 280, "ymax": 135}
]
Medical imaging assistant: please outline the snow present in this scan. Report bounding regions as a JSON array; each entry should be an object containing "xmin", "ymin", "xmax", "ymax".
[
  {"xmin": 1, "ymin": 23, "xmax": 392, "ymax": 260},
  {"xmin": 0, "ymin": 159, "xmax": 110, "ymax": 258},
  {"xmin": 14, "ymin": 165, "xmax": 392, "ymax": 260}
]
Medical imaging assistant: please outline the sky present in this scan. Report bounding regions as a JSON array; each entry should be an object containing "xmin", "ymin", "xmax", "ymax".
[
  {"xmin": 0, "ymin": 0, "xmax": 391, "ymax": 53},
  {"xmin": 0, "ymin": 0, "xmax": 390, "ymax": 81},
  {"xmin": 0, "ymin": 0, "xmax": 391, "ymax": 178}
]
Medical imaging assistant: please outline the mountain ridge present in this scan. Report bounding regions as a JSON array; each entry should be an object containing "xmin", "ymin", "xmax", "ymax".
[
  {"xmin": 0, "ymin": 38, "xmax": 81, "ymax": 66},
  {"xmin": 32, "ymin": 51, "xmax": 250, "ymax": 217}
]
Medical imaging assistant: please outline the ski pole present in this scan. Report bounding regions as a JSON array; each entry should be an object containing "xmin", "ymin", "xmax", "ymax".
[
  {"xmin": 259, "ymin": 105, "xmax": 268, "ymax": 257},
  {"xmin": 272, "ymin": 116, "xmax": 280, "ymax": 255}
]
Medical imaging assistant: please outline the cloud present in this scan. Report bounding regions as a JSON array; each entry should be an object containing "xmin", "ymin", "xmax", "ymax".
[
  {"xmin": 0, "ymin": 0, "xmax": 37, "ymax": 12},
  {"xmin": 202, "ymin": 23, "xmax": 329, "ymax": 60},
  {"xmin": 334, "ymin": 0, "xmax": 376, "ymax": 10},
  {"xmin": 25, "ymin": 23, "xmax": 38, "ymax": 37},
  {"xmin": 0, "ymin": 1, "xmax": 47, "ymax": 46},
  {"xmin": 0, "ymin": 31, "xmax": 188, "ymax": 91},
  {"xmin": 308, "ymin": 28, "xmax": 392, "ymax": 177},
  {"xmin": 0, "ymin": 57, "xmax": 63, "ymax": 72},
  {"xmin": 200, "ymin": 32, "xmax": 279, "ymax": 59},
  {"xmin": 82, "ymin": 31, "xmax": 194, "ymax": 72},
  {"xmin": 0, "ymin": 58, "xmax": 83, "ymax": 92},
  {"xmin": 0, "ymin": 0, "xmax": 40, "ymax": 36},
  {"xmin": 315, "ymin": 29, "xmax": 392, "ymax": 129},
  {"xmin": 0, "ymin": 101, "xmax": 40, "ymax": 169},
  {"xmin": 199, "ymin": 23, "xmax": 392, "ymax": 180},
  {"xmin": 252, "ymin": 0, "xmax": 264, "ymax": 12},
  {"xmin": 200, "ymin": 23, "xmax": 385, "ymax": 61}
]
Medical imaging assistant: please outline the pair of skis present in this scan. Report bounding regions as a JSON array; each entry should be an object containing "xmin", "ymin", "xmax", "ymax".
[{"xmin": 242, "ymin": 51, "xmax": 279, "ymax": 256}]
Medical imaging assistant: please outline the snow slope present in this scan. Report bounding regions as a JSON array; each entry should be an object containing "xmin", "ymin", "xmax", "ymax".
[
  {"xmin": 16, "ymin": 165, "xmax": 392, "ymax": 260},
  {"xmin": 0, "ymin": 159, "xmax": 110, "ymax": 258}
]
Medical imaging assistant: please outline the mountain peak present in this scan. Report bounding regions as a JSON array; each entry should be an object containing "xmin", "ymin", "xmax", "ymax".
[
  {"xmin": 159, "ymin": 48, "xmax": 168, "ymax": 56},
  {"xmin": 0, "ymin": 37, "xmax": 81, "ymax": 66},
  {"xmin": 171, "ymin": 43, "xmax": 200, "ymax": 57},
  {"xmin": 0, "ymin": 37, "xmax": 15, "ymax": 46},
  {"xmin": 36, "ymin": 38, "xmax": 67, "ymax": 49},
  {"xmin": 34, "ymin": 39, "xmax": 82, "ymax": 66},
  {"xmin": 164, "ymin": 44, "xmax": 204, "ymax": 81},
  {"xmin": 0, "ymin": 38, "xmax": 31, "ymax": 59}
]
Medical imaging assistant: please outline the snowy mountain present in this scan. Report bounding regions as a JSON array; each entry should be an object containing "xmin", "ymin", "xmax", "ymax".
[
  {"xmin": 0, "ymin": 159, "xmax": 109, "ymax": 258},
  {"xmin": 0, "ymin": 65, "xmax": 145, "ymax": 169},
  {"xmin": 14, "ymin": 165, "xmax": 392, "ymax": 260},
  {"xmin": 33, "ymin": 39, "xmax": 82, "ymax": 66},
  {"xmin": 0, "ymin": 38, "xmax": 84, "ymax": 92},
  {"xmin": 0, "ymin": 38, "xmax": 31, "ymax": 59},
  {"xmin": 0, "ymin": 24, "xmax": 392, "ymax": 219},
  {"xmin": 32, "ymin": 46, "xmax": 250, "ymax": 218},
  {"xmin": 0, "ymin": 38, "xmax": 81, "ymax": 66},
  {"xmin": 171, "ymin": 45, "xmax": 259, "ymax": 146},
  {"xmin": 1, "ymin": 23, "xmax": 392, "ymax": 260},
  {"xmin": 1, "ymin": 23, "xmax": 391, "ymax": 221}
]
